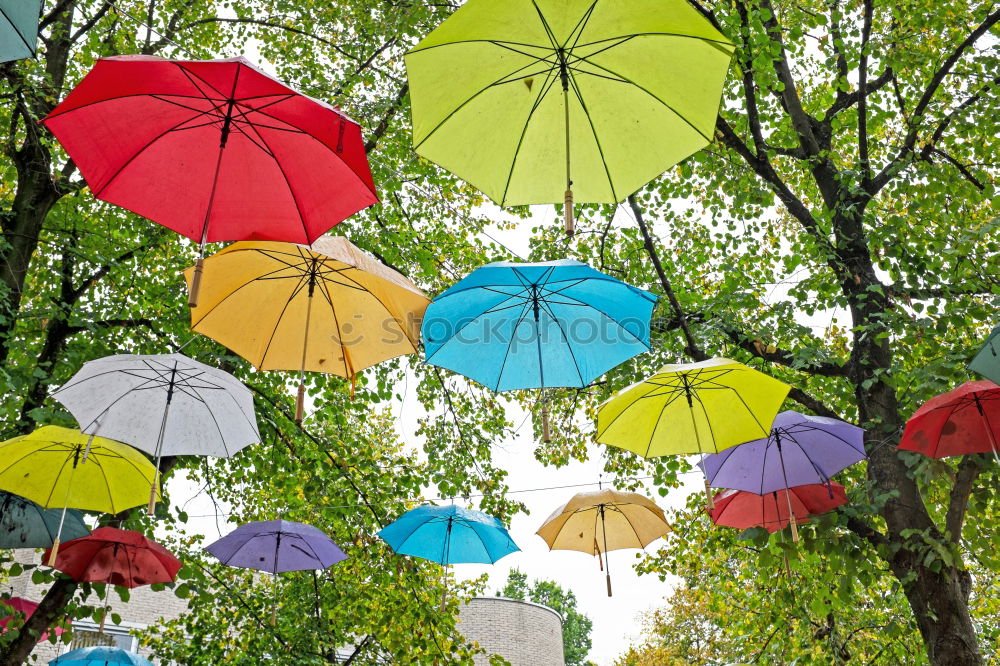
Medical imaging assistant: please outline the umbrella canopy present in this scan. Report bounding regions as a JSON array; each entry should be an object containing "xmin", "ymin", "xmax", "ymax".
[
  {"xmin": 377, "ymin": 505, "xmax": 519, "ymax": 566},
  {"xmin": 422, "ymin": 260, "xmax": 657, "ymax": 391},
  {"xmin": 699, "ymin": 411, "xmax": 867, "ymax": 494},
  {"xmin": 708, "ymin": 483, "xmax": 848, "ymax": 533},
  {"xmin": 0, "ymin": 490, "xmax": 90, "ymax": 549},
  {"xmin": 0, "ymin": 426, "xmax": 158, "ymax": 514},
  {"xmin": 596, "ymin": 357, "xmax": 790, "ymax": 457},
  {"xmin": 1, "ymin": 596, "xmax": 67, "ymax": 641},
  {"xmin": 0, "ymin": 0, "xmax": 41, "ymax": 63},
  {"xmin": 406, "ymin": 0, "xmax": 735, "ymax": 233},
  {"xmin": 51, "ymin": 647, "xmax": 154, "ymax": 666},
  {"xmin": 898, "ymin": 381, "xmax": 1000, "ymax": 460},
  {"xmin": 45, "ymin": 527, "xmax": 181, "ymax": 588},
  {"xmin": 187, "ymin": 237, "xmax": 428, "ymax": 378},
  {"xmin": 969, "ymin": 324, "xmax": 1000, "ymax": 384},
  {"xmin": 52, "ymin": 353, "xmax": 260, "ymax": 459},
  {"xmin": 536, "ymin": 489, "xmax": 669, "ymax": 596},
  {"xmin": 42, "ymin": 55, "xmax": 377, "ymax": 247},
  {"xmin": 205, "ymin": 520, "xmax": 347, "ymax": 574}
]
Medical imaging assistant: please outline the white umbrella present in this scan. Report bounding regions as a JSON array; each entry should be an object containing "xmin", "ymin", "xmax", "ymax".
[{"xmin": 52, "ymin": 353, "xmax": 260, "ymax": 513}]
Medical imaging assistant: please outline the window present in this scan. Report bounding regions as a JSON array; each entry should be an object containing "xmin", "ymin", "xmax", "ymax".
[{"xmin": 65, "ymin": 623, "xmax": 137, "ymax": 653}]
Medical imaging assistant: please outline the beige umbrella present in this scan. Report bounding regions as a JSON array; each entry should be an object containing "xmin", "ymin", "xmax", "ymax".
[{"xmin": 536, "ymin": 489, "xmax": 670, "ymax": 597}]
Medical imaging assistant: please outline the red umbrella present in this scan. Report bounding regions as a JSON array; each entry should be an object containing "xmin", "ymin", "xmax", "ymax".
[
  {"xmin": 45, "ymin": 527, "xmax": 181, "ymax": 632},
  {"xmin": 42, "ymin": 55, "xmax": 378, "ymax": 304},
  {"xmin": 1, "ymin": 596, "xmax": 67, "ymax": 641},
  {"xmin": 708, "ymin": 483, "xmax": 848, "ymax": 533},
  {"xmin": 898, "ymin": 381, "xmax": 1000, "ymax": 461},
  {"xmin": 45, "ymin": 527, "xmax": 181, "ymax": 588}
]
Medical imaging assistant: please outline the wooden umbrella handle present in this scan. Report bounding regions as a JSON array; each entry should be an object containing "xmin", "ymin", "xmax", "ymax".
[
  {"xmin": 564, "ymin": 189, "xmax": 575, "ymax": 236},
  {"xmin": 47, "ymin": 538, "xmax": 60, "ymax": 567},
  {"xmin": 295, "ymin": 382, "xmax": 306, "ymax": 424},
  {"xmin": 188, "ymin": 257, "xmax": 204, "ymax": 308}
]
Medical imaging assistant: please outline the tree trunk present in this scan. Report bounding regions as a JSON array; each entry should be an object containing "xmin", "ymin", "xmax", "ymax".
[
  {"xmin": 842, "ymin": 206, "xmax": 984, "ymax": 665},
  {"xmin": 0, "ymin": 163, "xmax": 61, "ymax": 367},
  {"xmin": 0, "ymin": 577, "xmax": 78, "ymax": 666},
  {"xmin": 890, "ymin": 555, "xmax": 982, "ymax": 665}
]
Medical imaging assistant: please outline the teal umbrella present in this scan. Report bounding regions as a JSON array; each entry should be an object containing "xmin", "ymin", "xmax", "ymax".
[
  {"xmin": 0, "ymin": 490, "xmax": 90, "ymax": 549},
  {"xmin": 970, "ymin": 323, "xmax": 1000, "ymax": 384},
  {"xmin": 0, "ymin": 0, "xmax": 42, "ymax": 63}
]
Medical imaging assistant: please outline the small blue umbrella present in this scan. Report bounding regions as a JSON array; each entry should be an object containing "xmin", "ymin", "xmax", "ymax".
[
  {"xmin": 0, "ymin": 0, "xmax": 42, "ymax": 63},
  {"xmin": 377, "ymin": 505, "xmax": 519, "ymax": 566},
  {"xmin": 0, "ymin": 490, "xmax": 90, "ymax": 549},
  {"xmin": 51, "ymin": 646, "xmax": 154, "ymax": 665},
  {"xmin": 422, "ymin": 259, "xmax": 656, "ymax": 438}
]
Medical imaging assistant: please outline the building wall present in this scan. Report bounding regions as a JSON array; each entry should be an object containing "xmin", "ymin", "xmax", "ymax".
[
  {"xmin": 5, "ymin": 549, "xmax": 188, "ymax": 663},
  {"xmin": 458, "ymin": 597, "xmax": 565, "ymax": 666}
]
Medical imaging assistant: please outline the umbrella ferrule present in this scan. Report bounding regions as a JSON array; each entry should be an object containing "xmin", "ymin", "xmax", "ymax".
[{"xmin": 556, "ymin": 48, "xmax": 570, "ymax": 91}]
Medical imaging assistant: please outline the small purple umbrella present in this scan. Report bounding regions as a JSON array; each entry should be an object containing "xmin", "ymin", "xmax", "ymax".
[
  {"xmin": 698, "ymin": 411, "xmax": 866, "ymax": 541},
  {"xmin": 205, "ymin": 520, "xmax": 346, "ymax": 623}
]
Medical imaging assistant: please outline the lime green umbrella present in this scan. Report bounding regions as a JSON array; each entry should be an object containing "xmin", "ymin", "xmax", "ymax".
[{"xmin": 406, "ymin": 0, "xmax": 734, "ymax": 234}]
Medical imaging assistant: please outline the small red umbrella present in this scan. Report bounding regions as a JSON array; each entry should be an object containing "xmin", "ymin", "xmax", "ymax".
[
  {"xmin": 42, "ymin": 55, "xmax": 378, "ymax": 305},
  {"xmin": 1, "ymin": 596, "xmax": 67, "ymax": 641},
  {"xmin": 708, "ymin": 483, "xmax": 848, "ymax": 533},
  {"xmin": 898, "ymin": 381, "xmax": 1000, "ymax": 461},
  {"xmin": 45, "ymin": 527, "xmax": 182, "ymax": 631}
]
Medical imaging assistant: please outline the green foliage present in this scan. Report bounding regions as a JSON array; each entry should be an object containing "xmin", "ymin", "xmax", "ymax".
[
  {"xmin": 0, "ymin": 0, "xmax": 997, "ymax": 663},
  {"xmin": 498, "ymin": 568, "xmax": 595, "ymax": 666}
]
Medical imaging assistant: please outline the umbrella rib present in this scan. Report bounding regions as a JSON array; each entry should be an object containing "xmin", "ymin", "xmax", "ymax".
[
  {"xmin": 423, "ymin": 292, "xmax": 530, "ymax": 364},
  {"xmin": 534, "ymin": 297, "xmax": 585, "ymax": 386},
  {"xmin": 236, "ymin": 103, "xmax": 378, "ymax": 198},
  {"xmin": 232, "ymin": 112, "xmax": 312, "ymax": 243},
  {"xmin": 314, "ymin": 264, "xmax": 423, "ymax": 348},
  {"xmin": 37, "ymin": 447, "xmax": 76, "ymax": 509},
  {"xmin": 0, "ymin": 6, "xmax": 37, "ymax": 55},
  {"xmin": 538, "ymin": 283, "xmax": 649, "ymax": 346},
  {"xmin": 408, "ymin": 38, "xmax": 554, "ymax": 56},
  {"xmin": 565, "ymin": 71, "xmax": 618, "ymax": 201},
  {"xmin": 412, "ymin": 49, "xmax": 560, "ymax": 152},
  {"xmin": 572, "ymin": 56, "xmax": 714, "ymax": 143},
  {"xmin": 496, "ymin": 66, "xmax": 563, "ymax": 207},
  {"xmin": 317, "ymin": 274, "xmax": 356, "ymax": 377},
  {"xmin": 692, "ymin": 389, "xmax": 721, "ymax": 453},
  {"xmin": 88, "ymin": 451, "xmax": 117, "ymax": 514},
  {"xmin": 573, "ymin": 31, "xmax": 735, "ymax": 51},
  {"xmin": 257, "ymin": 270, "xmax": 311, "ymax": 369},
  {"xmin": 189, "ymin": 263, "xmax": 307, "ymax": 328},
  {"xmin": 89, "ymin": 107, "xmax": 226, "ymax": 197},
  {"xmin": 595, "ymin": 380, "xmax": 664, "ymax": 439},
  {"xmin": 490, "ymin": 299, "xmax": 536, "ymax": 392}
]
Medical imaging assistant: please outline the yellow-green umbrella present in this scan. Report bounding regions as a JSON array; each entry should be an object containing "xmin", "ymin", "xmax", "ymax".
[
  {"xmin": 185, "ymin": 237, "xmax": 430, "ymax": 423},
  {"xmin": 406, "ymin": 0, "xmax": 735, "ymax": 234},
  {"xmin": 0, "ymin": 426, "xmax": 158, "ymax": 562},
  {"xmin": 536, "ymin": 489, "xmax": 669, "ymax": 596},
  {"xmin": 596, "ymin": 358, "xmax": 790, "ymax": 505}
]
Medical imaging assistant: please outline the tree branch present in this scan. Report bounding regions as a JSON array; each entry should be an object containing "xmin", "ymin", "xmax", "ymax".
[
  {"xmin": 627, "ymin": 195, "xmax": 706, "ymax": 361},
  {"xmin": 869, "ymin": 9, "xmax": 1000, "ymax": 195},
  {"xmin": 945, "ymin": 455, "xmax": 985, "ymax": 542},
  {"xmin": 365, "ymin": 83, "xmax": 409, "ymax": 154},
  {"xmin": 857, "ymin": 0, "xmax": 874, "ymax": 187}
]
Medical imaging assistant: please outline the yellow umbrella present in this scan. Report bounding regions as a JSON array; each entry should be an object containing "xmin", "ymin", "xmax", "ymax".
[
  {"xmin": 536, "ymin": 489, "xmax": 669, "ymax": 597},
  {"xmin": 0, "ymin": 426, "xmax": 159, "ymax": 562},
  {"xmin": 185, "ymin": 237, "xmax": 430, "ymax": 422},
  {"xmin": 596, "ymin": 357, "xmax": 790, "ymax": 506}
]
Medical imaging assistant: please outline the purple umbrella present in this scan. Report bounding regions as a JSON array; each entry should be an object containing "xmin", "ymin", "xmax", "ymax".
[
  {"xmin": 698, "ymin": 411, "xmax": 866, "ymax": 541},
  {"xmin": 205, "ymin": 520, "xmax": 346, "ymax": 623},
  {"xmin": 205, "ymin": 520, "xmax": 347, "ymax": 573}
]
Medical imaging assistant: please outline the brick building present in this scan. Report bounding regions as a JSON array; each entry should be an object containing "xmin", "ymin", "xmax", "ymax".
[
  {"xmin": 458, "ymin": 597, "xmax": 566, "ymax": 666},
  {"xmin": 4, "ymin": 549, "xmax": 188, "ymax": 663}
]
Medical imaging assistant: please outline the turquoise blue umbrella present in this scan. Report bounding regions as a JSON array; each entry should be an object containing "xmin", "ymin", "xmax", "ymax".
[
  {"xmin": 423, "ymin": 260, "xmax": 656, "ymax": 391},
  {"xmin": 51, "ymin": 647, "xmax": 153, "ymax": 665},
  {"xmin": 377, "ymin": 506, "xmax": 519, "ymax": 566},
  {"xmin": 0, "ymin": 490, "xmax": 90, "ymax": 549},
  {"xmin": 0, "ymin": 0, "xmax": 42, "ymax": 63},
  {"xmin": 970, "ymin": 323, "xmax": 1000, "ymax": 384},
  {"xmin": 422, "ymin": 259, "xmax": 656, "ymax": 439}
]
